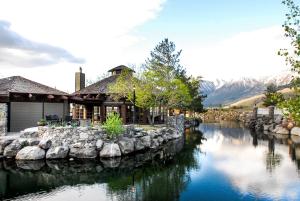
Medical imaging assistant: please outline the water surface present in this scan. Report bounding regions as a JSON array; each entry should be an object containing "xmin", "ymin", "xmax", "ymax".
[{"xmin": 1, "ymin": 122, "xmax": 300, "ymax": 201}]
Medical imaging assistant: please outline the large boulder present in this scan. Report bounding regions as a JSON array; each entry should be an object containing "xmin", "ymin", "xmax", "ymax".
[
  {"xmin": 96, "ymin": 139, "xmax": 104, "ymax": 150},
  {"xmin": 3, "ymin": 140, "xmax": 23, "ymax": 158},
  {"xmin": 291, "ymin": 127, "xmax": 300, "ymax": 137},
  {"xmin": 274, "ymin": 115, "xmax": 283, "ymax": 125},
  {"xmin": 69, "ymin": 147, "xmax": 97, "ymax": 159},
  {"xmin": 38, "ymin": 139, "xmax": 52, "ymax": 150},
  {"xmin": 118, "ymin": 138, "xmax": 135, "ymax": 155},
  {"xmin": 16, "ymin": 146, "xmax": 45, "ymax": 160},
  {"xmin": 20, "ymin": 127, "xmax": 39, "ymax": 138},
  {"xmin": 0, "ymin": 138, "xmax": 14, "ymax": 155},
  {"xmin": 99, "ymin": 143, "xmax": 121, "ymax": 158},
  {"xmin": 16, "ymin": 160, "xmax": 45, "ymax": 170},
  {"xmin": 46, "ymin": 146, "xmax": 69, "ymax": 159},
  {"xmin": 274, "ymin": 125, "xmax": 289, "ymax": 135},
  {"xmin": 135, "ymin": 136, "xmax": 151, "ymax": 151}
]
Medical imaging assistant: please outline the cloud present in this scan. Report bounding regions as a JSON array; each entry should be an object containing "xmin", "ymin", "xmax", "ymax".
[
  {"xmin": 0, "ymin": 20, "xmax": 84, "ymax": 67},
  {"xmin": 201, "ymin": 130, "xmax": 300, "ymax": 200},
  {"xmin": 182, "ymin": 26, "xmax": 291, "ymax": 81},
  {"xmin": 0, "ymin": 0, "xmax": 166, "ymax": 91}
]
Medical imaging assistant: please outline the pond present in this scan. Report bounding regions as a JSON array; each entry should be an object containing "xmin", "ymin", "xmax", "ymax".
[{"xmin": 0, "ymin": 122, "xmax": 300, "ymax": 201}]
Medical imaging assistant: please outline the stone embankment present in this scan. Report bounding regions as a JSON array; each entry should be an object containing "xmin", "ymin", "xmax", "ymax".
[
  {"xmin": 242, "ymin": 106, "xmax": 300, "ymax": 137},
  {"xmin": 0, "ymin": 115, "xmax": 185, "ymax": 161},
  {"xmin": 199, "ymin": 109, "xmax": 243, "ymax": 122}
]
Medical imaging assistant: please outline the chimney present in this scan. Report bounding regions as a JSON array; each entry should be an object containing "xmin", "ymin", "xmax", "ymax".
[{"xmin": 75, "ymin": 67, "xmax": 85, "ymax": 91}]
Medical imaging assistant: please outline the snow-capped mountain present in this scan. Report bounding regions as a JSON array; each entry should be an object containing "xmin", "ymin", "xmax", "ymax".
[{"xmin": 201, "ymin": 72, "xmax": 294, "ymax": 107}]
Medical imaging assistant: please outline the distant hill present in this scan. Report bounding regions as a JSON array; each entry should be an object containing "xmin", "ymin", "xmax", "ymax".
[
  {"xmin": 201, "ymin": 72, "xmax": 294, "ymax": 107},
  {"xmin": 229, "ymin": 87, "xmax": 295, "ymax": 108}
]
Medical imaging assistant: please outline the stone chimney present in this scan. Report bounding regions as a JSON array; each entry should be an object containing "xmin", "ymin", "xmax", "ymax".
[{"xmin": 75, "ymin": 67, "xmax": 85, "ymax": 91}]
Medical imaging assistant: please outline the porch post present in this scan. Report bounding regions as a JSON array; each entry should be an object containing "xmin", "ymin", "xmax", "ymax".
[
  {"xmin": 121, "ymin": 104, "xmax": 127, "ymax": 124},
  {"xmin": 100, "ymin": 105, "xmax": 105, "ymax": 123}
]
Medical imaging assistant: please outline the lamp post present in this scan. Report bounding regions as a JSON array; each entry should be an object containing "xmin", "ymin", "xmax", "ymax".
[{"xmin": 133, "ymin": 86, "xmax": 136, "ymax": 124}]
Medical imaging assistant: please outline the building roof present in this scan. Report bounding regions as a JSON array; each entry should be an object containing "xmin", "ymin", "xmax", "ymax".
[
  {"xmin": 73, "ymin": 75, "xmax": 118, "ymax": 95},
  {"xmin": 0, "ymin": 76, "xmax": 68, "ymax": 96},
  {"xmin": 108, "ymin": 65, "xmax": 135, "ymax": 73}
]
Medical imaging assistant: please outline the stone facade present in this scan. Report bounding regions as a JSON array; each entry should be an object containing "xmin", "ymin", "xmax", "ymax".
[
  {"xmin": 0, "ymin": 103, "xmax": 7, "ymax": 136},
  {"xmin": 167, "ymin": 114, "xmax": 185, "ymax": 134}
]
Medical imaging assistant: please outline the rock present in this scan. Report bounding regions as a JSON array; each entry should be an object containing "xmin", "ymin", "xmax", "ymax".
[
  {"xmin": 46, "ymin": 146, "xmax": 69, "ymax": 159},
  {"xmin": 101, "ymin": 158, "xmax": 121, "ymax": 168},
  {"xmin": 79, "ymin": 132, "xmax": 89, "ymax": 140},
  {"xmin": 291, "ymin": 127, "xmax": 300, "ymax": 137},
  {"xmin": 141, "ymin": 136, "xmax": 151, "ymax": 148},
  {"xmin": 151, "ymin": 138, "xmax": 160, "ymax": 149},
  {"xmin": 134, "ymin": 127, "xmax": 144, "ymax": 132},
  {"xmin": 274, "ymin": 115, "xmax": 283, "ymax": 124},
  {"xmin": 27, "ymin": 138, "xmax": 40, "ymax": 146},
  {"xmin": 71, "ymin": 143, "xmax": 82, "ymax": 148},
  {"xmin": 282, "ymin": 119, "xmax": 288, "ymax": 128},
  {"xmin": 16, "ymin": 160, "xmax": 45, "ymax": 170},
  {"xmin": 20, "ymin": 127, "xmax": 39, "ymax": 138},
  {"xmin": 3, "ymin": 140, "xmax": 23, "ymax": 158},
  {"xmin": 118, "ymin": 138, "xmax": 135, "ymax": 155},
  {"xmin": 16, "ymin": 146, "xmax": 45, "ymax": 160},
  {"xmin": 264, "ymin": 125, "xmax": 271, "ymax": 131},
  {"xmin": 96, "ymin": 139, "xmax": 104, "ymax": 150},
  {"xmin": 0, "ymin": 138, "xmax": 14, "ymax": 147},
  {"xmin": 287, "ymin": 122, "xmax": 295, "ymax": 130},
  {"xmin": 274, "ymin": 125, "xmax": 289, "ymax": 135},
  {"xmin": 38, "ymin": 139, "xmax": 52, "ymax": 150},
  {"xmin": 100, "ymin": 143, "xmax": 121, "ymax": 158},
  {"xmin": 69, "ymin": 147, "xmax": 97, "ymax": 159}
]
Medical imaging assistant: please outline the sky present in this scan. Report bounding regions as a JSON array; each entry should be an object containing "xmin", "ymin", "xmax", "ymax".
[{"xmin": 0, "ymin": 0, "xmax": 296, "ymax": 92}]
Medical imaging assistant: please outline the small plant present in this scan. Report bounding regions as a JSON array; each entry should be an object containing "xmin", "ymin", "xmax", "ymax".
[
  {"xmin": 102, "ymin": 113, "xmax": 124, "ymax": 139},
  {"xmin": 37, "ymin": 119, "xmax": 47, "ymax": 126}
]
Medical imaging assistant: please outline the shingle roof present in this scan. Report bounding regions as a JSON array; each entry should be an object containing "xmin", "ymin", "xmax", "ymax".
[
  {"xmin": 108, "ymin": 65, "xmax": 135, "ymax": 73},
  {"xmin": 0, "ymin": 76, "xmax": 68, "ymax": 96},
  {"xmin": 73, "ymin": 75, "xmax": 118, "ymax": 95}
]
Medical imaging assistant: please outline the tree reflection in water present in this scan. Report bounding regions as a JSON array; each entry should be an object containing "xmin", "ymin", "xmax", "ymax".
[{"xmin": 0, "ymin": 130, "xmax": 205, "ymax": 201}]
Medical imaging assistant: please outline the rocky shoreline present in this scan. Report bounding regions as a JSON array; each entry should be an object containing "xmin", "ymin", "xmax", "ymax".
[
  {"xmin": 0, "ymin": 115, "xmax": 185, "ymax": 161},
  {"xmin": 240, "ymin": 107, "xmax": 300, "ymax": 137}
]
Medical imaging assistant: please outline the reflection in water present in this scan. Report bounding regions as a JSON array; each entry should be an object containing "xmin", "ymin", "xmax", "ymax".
[
  {"xmin": 0, "ymin": 123, "xmax": 300, "ymax": 201},
  {"xmin": 0, "ymin": 132, "xmax": 204, "ymax": 201}
]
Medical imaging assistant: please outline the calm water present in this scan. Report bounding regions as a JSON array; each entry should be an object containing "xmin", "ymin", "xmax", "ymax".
[{"xmin": 1, "ymin": 122, "xmax": 300, "ymax": 201}]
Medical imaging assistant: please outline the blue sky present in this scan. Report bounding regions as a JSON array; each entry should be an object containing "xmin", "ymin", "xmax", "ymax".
[
  {"xmin": 138, "ymin": 0, "xmax": 285, "ymax": 44},
  {"xmin": 0, "ymin": 0, "xmax": 296, "ymax": 91}
]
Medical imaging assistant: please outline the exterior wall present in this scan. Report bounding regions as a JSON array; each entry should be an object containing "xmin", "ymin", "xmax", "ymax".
[
  {"xmin": 0, "ymin": 103, "xmax": 7, "ymax": 135},
  {"xmin": 10, "ymin": 102, "xmax": 66, "ymax": 132},
  {"xmin": 167, "ymin": 114, "xmax": 185, "ymax": 134}
]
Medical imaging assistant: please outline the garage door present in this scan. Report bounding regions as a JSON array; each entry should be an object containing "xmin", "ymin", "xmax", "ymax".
[
  {"xmin": 10, "ymin": 102, "xmax": 43, "ymax": 132},
  {"xmin": 44, "ymin": 103, "xmax": 64, "ymax": 118},
  {"xmin": 10, "ymin": 102, "xmax": 65, "ymax": 132}
]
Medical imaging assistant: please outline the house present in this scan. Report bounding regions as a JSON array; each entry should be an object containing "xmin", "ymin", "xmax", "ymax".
[
  {"xmin": 70, "ymin": 65, "xmax": 148, "ymax": 124},
  {"xmin": 0, "ymin": 65, "xmax": 148, "ymax": 134},
  {"xmin": 0, "ymin": 76, "xmax": 69, "ymax": 132}
]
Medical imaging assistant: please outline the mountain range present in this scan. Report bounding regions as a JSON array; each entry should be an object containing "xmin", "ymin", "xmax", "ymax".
[{"xmin": 201, "ymin": 72, "xmax": 294, "ymax": 107}]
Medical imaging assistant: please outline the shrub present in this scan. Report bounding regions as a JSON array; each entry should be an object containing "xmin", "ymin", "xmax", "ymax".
[
  {"xmin": 279, "ymin": 96, "xmax": 300, "ymax": 126},
  {"xmin": 37, "ymin": 119, "xmax": 47, "ymax": 126},
  {"xmin": 102, "ymin": 113, "xmax": 124, "ymax": 138}
]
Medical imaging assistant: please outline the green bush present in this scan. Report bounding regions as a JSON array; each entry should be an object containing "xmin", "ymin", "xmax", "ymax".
[
  {"xmin": 279, "ymin": 96, "xmax": 300, "ymax": 126},
  {"xmin": 37, "ymin": 119, "xmax": 47, "ymax": 126},
  {"xmin": 102, "ymin": 113, "xmax": 124, "ymax": 138}
]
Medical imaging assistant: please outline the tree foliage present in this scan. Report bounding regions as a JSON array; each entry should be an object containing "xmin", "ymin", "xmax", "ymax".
[
  {"xmin": 108, "ymin": 38, "xmax": 205, "ymax": 124},
  {"xmin": 263, "ymin": 84, "xmax": 285, "ymax": 107},
  {"xmin": 278, "ymin": 0, "xmax": 300, "ymax": 125}
]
